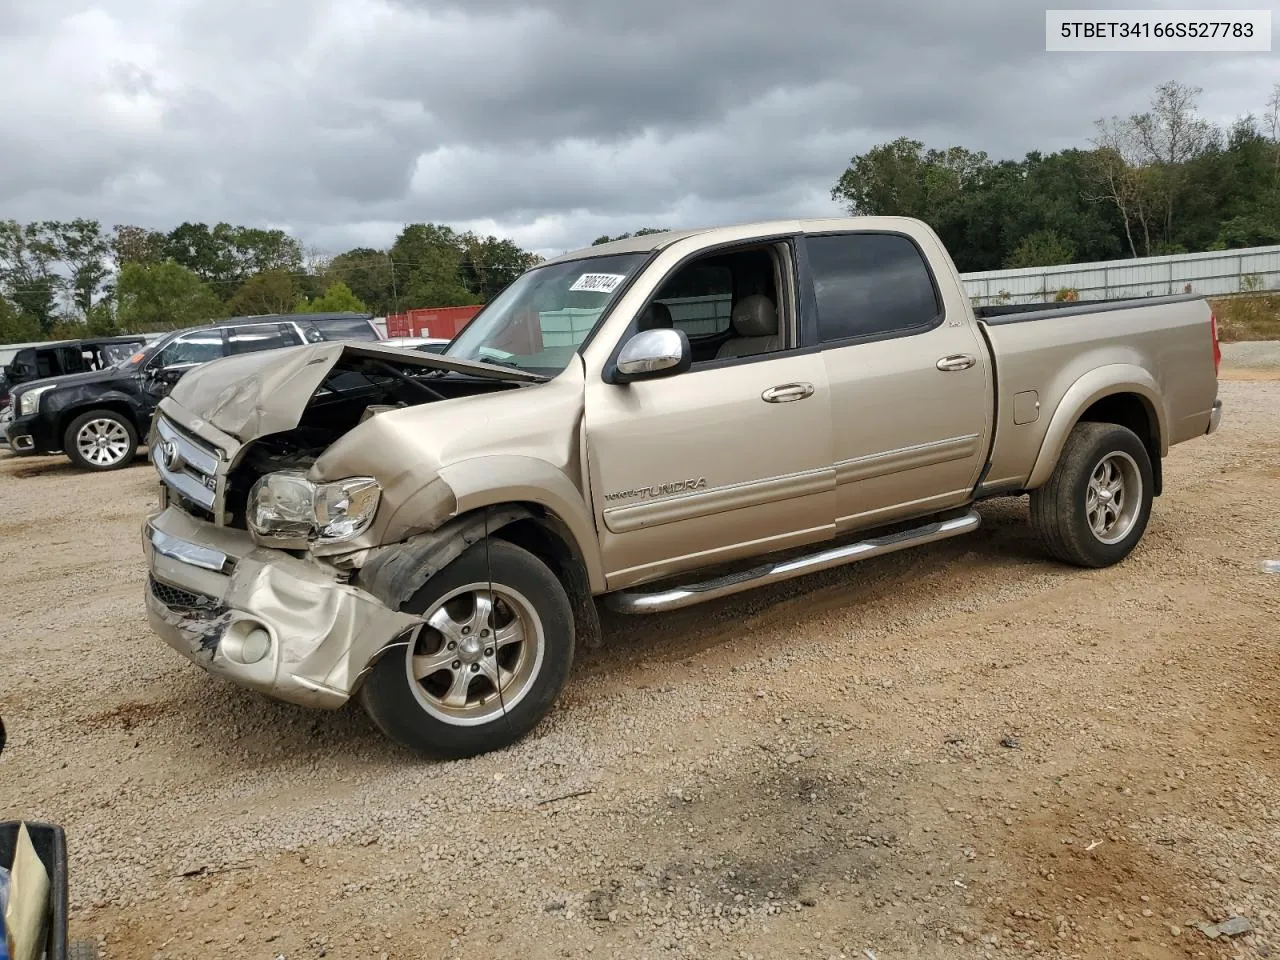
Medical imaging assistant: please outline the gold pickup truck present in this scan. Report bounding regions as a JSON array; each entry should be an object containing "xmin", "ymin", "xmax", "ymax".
[{"xmin": 141, "ymin": 217, "xmax": 1223, "ymax": 758}]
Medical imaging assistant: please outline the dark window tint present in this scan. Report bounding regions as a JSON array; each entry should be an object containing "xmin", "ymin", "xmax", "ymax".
[
  {"xmin": 227, "ymin": 323, "xmax": 302, "ymax": 355},
  {"xmin": 155, "ymin": 330, "xmax": 227, "ymax": 368},
  {"xmin": 807, "ymin": 234, "xmax": 941, "ymax": 342},
  {"xmin": 307, "ymin": 317, "xmax": 379, "ymax": 341}
]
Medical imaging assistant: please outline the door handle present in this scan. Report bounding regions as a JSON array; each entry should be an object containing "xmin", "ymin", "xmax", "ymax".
[
  {"xmin": 936, "ymin": 354, "xmax": 977, "ymax": 372},
  {"xmin": 761, "ymin": 382, "xmax": 815, "ymax": 403}
]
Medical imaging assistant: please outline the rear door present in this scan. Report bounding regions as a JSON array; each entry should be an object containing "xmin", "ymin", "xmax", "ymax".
[{"xmin": 800, "ymin": 230, "xmax": 993, "ymax": 532}]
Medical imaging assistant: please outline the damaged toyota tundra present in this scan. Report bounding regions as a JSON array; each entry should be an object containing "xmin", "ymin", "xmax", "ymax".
[{"xmin": 142, "ymin": 216, "xmax": 1223, "ymax": 759}]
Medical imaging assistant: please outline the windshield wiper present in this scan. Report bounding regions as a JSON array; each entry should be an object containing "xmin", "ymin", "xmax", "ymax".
[{"xmin": 468, "ymin": 355, "xmax": 550, "ymax": 381}]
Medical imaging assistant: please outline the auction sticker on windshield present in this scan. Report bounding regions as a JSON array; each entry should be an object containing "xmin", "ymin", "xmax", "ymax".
[{"xmin": 570, "ymin": 273, "xmax": 626, "ymax": 293}]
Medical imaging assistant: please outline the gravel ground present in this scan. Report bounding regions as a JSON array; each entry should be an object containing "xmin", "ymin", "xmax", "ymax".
[
  {"xmin": 1221, "ymin": 340, "xmax": 1280, "ymax": 370},
  {"xmin": 1, "ymin": 376, "xmax": 1277, "ymax": 960}
]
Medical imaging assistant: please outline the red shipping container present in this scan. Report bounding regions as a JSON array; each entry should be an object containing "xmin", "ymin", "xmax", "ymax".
[
  {"xmin": 406, "ymin": 305, "xmax": 482, "ymax": 339},
  {"xmin": 385, "ymin": 305, "xmax": 481, "ymax": 339}
]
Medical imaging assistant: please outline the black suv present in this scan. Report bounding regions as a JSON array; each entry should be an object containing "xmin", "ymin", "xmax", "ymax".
[
  {"xmin": 0, "ymin": 334, "xmax": 148, "ymax": 411},
  {"xmin": 4, "ymin": 312, "xmax": 381, "ymax": 471}
]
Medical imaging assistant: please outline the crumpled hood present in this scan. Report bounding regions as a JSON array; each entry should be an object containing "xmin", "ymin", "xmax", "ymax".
[{"xmin": 166, "ymin": 340, "xmax": 543, "ymax": 441}]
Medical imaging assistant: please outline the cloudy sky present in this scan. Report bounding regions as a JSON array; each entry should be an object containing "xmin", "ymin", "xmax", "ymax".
[{"xmin": 1, "ymin": 0, "xmax": 1277, "ymax": 257}]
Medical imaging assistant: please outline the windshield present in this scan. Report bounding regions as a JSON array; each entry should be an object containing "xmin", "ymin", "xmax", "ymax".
[
  {"xmin": 100, "ymin": 342, "xmax": 143, "ymax": 366},
  {"xmin": 444, "ymin": 253, "xmax": 650, "ymax": 375}
]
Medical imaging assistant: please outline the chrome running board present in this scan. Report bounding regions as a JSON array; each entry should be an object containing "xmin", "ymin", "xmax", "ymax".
[{"xmin": 603, "ymin": 510, "xmax": 981, "ymax": 615}]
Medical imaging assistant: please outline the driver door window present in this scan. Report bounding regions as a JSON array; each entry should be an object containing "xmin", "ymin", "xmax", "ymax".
[{"xmin": 634, "ymin": 245, "xmax": 791, "ymax": 367}]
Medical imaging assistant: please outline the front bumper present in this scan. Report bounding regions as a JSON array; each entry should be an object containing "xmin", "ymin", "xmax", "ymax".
[
  {"xmin": 1206, "ymin": 398, "xmax": 1223, "ymax": 435},
  {"xmin": 4, "ymin": 412, "xmax": 58, "ymax": 454},
  {"xmin": 142, "ymin": 505, "xmax": 419, "ymax": 709}
]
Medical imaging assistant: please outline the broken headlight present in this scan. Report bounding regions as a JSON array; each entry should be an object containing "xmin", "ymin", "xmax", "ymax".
[{"xmin": 247, "ymin": 471, "xmax": 381, "ymax": 548}]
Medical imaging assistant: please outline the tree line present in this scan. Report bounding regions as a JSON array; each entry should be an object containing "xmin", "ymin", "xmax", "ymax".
[
  {"xmin": 4, "ymin": 79, "xmax": 1278, "ymax": 345},
  {"xmin": 0, "ymin": 220, "xmax": 541, "ymax": 344},
  {"xmin": 830, "ymin": 80, "xmax": 1280, "ymax": 272}
]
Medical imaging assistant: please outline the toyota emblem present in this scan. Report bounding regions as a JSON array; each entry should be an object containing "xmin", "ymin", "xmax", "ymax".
[{"xmin": 159, "ymin": 439, "xmax": 182, "ymax": 472}]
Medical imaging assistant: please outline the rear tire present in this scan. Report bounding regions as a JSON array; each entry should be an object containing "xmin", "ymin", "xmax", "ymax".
[
  {"xmin": 360, "ymin": 538, "xmax": 575, "ymax": 760},
  {"xmin": 1030, "ymin": 421, "xmax": 1153, "ymax": 568},
  {"xmin": 63, "ymin": 409, "xmax": 138, "ymax": 471}
]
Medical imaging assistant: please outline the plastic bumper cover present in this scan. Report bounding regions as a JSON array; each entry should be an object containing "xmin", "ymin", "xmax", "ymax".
[{"xmin": 142, "ymin": 506, "xmax": 420, "ymax": 709}]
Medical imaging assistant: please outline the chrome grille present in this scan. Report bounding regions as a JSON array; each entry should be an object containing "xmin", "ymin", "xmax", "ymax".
[{"xmin": 152, "ymin": 416, "xmax": 221, "ymax": 511}]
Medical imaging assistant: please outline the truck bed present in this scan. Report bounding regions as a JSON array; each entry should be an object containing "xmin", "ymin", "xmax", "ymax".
[
  {"xmin": 974, "ymin": 292, "xmax": 1203, "ymax": 324},
  {"xmin": 975, "ymin": 293, "xmax": 1219, "ymax": 494}
]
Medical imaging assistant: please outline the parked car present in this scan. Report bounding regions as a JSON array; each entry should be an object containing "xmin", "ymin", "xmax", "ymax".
[
  {"xmin": 379, "ymin": 335, "xmax": 452, "ymax": 354},
  {"xmin": 1, "ymin": 334, "xmax": 147, "ymax": 413},
  {"xmin": 140, "ymin": 216, "xmax": 1223, "ymax": 760},
  {"xmin": 4, "ymin": 314, "xmax": 376, "ymax": 471}
]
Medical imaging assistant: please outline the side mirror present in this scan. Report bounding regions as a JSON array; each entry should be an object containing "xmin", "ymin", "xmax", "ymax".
[{"xmin": 613, "ymin": 328, "xmax": 691, "ymax": 384}]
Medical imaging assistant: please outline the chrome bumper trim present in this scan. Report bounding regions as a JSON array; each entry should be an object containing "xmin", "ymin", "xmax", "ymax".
[
  {"xmin": 11, "ymin": 435, "xmax": 34, "ymax": 451},
  {"xmin": 146, "ymin": 522, "xmax": 234, "ymax": 574},
  {"xmin": 1206, "ymin": 399, "xmax": 1223, "ymax": 435}
]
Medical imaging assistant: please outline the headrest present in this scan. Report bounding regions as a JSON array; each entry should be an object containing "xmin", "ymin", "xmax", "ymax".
[
  {"xmin": 731, "ymin": 295, "xmax": 777, "ymax": 337},
  {"xmin": 637, "ymin": 301, "xmax": 673, "ymax": 331}
]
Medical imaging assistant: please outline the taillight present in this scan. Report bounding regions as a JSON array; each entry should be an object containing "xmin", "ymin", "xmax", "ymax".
[{"xmin": 1210, "ymin": 313, "xmax": 1221, "ymax": 376}]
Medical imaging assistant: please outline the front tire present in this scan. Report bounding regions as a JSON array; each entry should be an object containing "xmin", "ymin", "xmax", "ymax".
[
  {"xmin": 1030, "ymin": 421, "xmax": 1153, "ymax": 568},
  {"xmin": 360, "ymin": 538, "xmax": 575, "ymax": 760},
  {"xmin": 63, "ymin": 409, "xmax": 138, "ymax": 471}
]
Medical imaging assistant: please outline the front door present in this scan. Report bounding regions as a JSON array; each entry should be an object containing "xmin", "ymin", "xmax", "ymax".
[
  {"xmin": 801, "ymin": 231, "xmax": 993, "ymax": 532},
  {"xmin": 584, "ymin": 352, "xmax": 835, "ymax": 589}
]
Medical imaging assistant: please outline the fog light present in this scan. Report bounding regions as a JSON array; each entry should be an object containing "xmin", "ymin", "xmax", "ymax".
[
  {"xmin": 241, "ymin": 628, "xmax": 271, "ymax": 664},
  {"xmin": 221, "ymin": 621, "xmax": 274, "ymax": 665}
]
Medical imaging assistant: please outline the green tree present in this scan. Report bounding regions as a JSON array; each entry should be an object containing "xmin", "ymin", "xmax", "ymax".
[
  {"xmin": 47, "ymin": 218, "xmax": 112, "ymax": 317},
  {"xmin": 115, "ymin": 261, "xmax": 223, "ymax": 332},
  {"xmin": 458, "ymin": 233, "xmax": 539, "ymax": 300},
  {"xmin": 165, "ymin": 222, "xmax": 240, "ymax": 290},
  {"xmin": 0, "ymin": 220, "xmax": 60, "ymax": 332},
  {"xmin": 328, "ymin": 247, "xmax": 397, "ymax": 314},
  {"xmin": 0, "ymin": 295, "xmax": 42, "ymax": 344},
  {"xmin": 227, "ymin": 269, "xmax": 300, "ymax": 316},
  {"xmin": 231, "ymin": 227, "xmax": 303, "ymax": 276},
  {"xmin": 298, "ymin": 281, "xmax": 368, "ymax": 314},
  {"xmin": 390, "ymin": 224, "xmax": 478, "ymax": 308},
  {"xmin": 1004, "ymin": 230, "xmax": 1077, "ymax": 268},
  {"xmin": 112, "ymin": 224, "xmax": 168, "ymax": 266}
]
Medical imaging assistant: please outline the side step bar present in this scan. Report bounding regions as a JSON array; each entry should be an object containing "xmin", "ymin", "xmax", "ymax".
[{"xmin": 603, "ymin": 510, "xmax": 982, "ymax": 615}]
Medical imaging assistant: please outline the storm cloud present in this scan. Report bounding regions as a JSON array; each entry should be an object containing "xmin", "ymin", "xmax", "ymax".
[{"xmin": 0, "ymin": 0, "xmax": 1275, "ymax": 256}]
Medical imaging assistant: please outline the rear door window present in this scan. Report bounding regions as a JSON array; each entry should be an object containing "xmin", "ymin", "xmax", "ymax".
[
  {"xmin": 227, "ymin": 323, "xmax": 304, "ymax": 355},
  {"xmin": 805, "ymin": 233, "xmax": 942, "ymax": 343},
  {"xmin": 307, "ymin": 317, "xmax": 379, "ymax": 341}
]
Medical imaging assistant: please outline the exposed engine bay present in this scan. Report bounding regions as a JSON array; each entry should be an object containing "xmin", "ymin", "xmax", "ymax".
[{"xmin": 219, "ymin": 350, "xmax": 529, "ymax": 529}]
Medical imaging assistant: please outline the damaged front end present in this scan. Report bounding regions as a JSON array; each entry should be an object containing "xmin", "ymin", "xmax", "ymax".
[{"xmin": 142, "ymin": 341, "xmax": 545, "ymax": 707}]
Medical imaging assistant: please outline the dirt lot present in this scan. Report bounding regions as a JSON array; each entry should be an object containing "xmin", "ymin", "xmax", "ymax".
[{"xmin": 1, "ymin": 374, "xmax": 1277, "ymax": 960}]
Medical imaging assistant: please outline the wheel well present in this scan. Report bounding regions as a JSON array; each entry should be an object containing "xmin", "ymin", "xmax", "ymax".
[
  {"xmin": 57, "ymin": 401, "xmax": 139, "ymax": 446},
  {"xmin": 493, "ymin": 507, "xmax": 603, "ymax": 650},
  {"xmin": 1076, "ymin": 393, "xmax": 1162, "ymax": 496}
]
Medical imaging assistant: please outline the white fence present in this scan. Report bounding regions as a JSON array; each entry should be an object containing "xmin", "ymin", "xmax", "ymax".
[{"xmin": 961, "ymin": 244, "xmax": 1280, "ymax": 305}]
